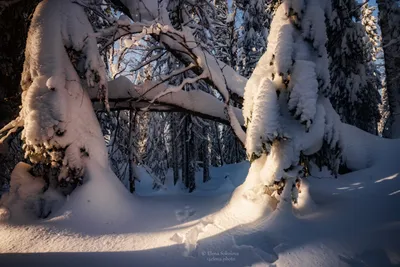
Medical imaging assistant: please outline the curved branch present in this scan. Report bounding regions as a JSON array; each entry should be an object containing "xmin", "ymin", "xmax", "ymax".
[{"xmin": 91, "ymin": 76, "xmax": 245, "ymax": 126}]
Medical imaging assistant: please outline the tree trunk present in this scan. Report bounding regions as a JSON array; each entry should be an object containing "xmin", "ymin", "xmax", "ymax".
[
  {"xmin": 202, "ymin": 127, "xmax": 210, "ymax": 183},
  {"xmin": 128, "ymin": 110, "xmax": 135, "ymax": 193},
  {"xmin": 181, "ymin": 115, "xmax": 195, "ymax": 192},
  {"xmin": 213, "ymin": 122, "xmax": 223, "ymax": 166},
  {"xmin": 181, "ymin": 115, "xmax": 188, "ymax": 187},
  {"xmin": 187, "ymin": 120, "xmax": 196, "ymax": 192},
  {"xmin": 171, "ymin": 113, "xmax": 179, "ymax": 185}
]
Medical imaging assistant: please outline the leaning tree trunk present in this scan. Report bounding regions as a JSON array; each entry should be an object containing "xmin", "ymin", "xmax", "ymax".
[{"xmin": 377, "ymin": 0, "xmax": 400, "ymax": 138}]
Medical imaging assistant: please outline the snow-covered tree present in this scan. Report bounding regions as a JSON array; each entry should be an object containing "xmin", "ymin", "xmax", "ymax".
[
  {"xmin": 328, "ymin": 0, "xmax": 381, "ymax": 134},
  {"xmin": 376, "ymin": 0, "xmax": 400, "ymax": 137},
  {"xmin": 0, "ymin": 0, "xmax": 113, "ymax": 218},
  {"xmin": 213, "ymin": 0, "xmax": 238, "ymax": 68},
  {"xmin": 212, "ymin": 0, "xmax": 246, "ymax": 165},
  {"xmin": 243, "ymin": 0, "xmax": 342, "ymax": 206},
  {"xmin": 237, "ymin": 0, "xmax": 267, "ymax": 77},
  {"xmin": 361, "ymin": 3, "xmax": 381, "ymax": 63}
]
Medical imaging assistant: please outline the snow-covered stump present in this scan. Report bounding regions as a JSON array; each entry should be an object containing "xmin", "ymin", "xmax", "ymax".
[
  {"xmin": 237, "ymin": 0, "xmax": 341, "ymax": 213},
  {"xmin": 0, "ymin": 0, "xmax": 109, "ymax": 220}
]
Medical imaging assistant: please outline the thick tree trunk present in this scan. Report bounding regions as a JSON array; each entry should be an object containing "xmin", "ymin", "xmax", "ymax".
[
  {"xmin": 181, "ymin": 116, "xmax": 195, "ymax": 192},
  {"xmin": 377, "ymin": 0, "xmax": 400, "ymax": 138}
]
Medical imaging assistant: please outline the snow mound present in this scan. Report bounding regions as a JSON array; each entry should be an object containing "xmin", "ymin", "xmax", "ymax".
[{"xmin": 52, "ymin": 160, "xmax": 135, "ymax": 227}]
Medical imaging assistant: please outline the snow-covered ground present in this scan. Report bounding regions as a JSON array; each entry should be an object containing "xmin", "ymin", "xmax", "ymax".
[{"xmin": 1, "ymin": 132, "xmax": 400, "ymax": 267}]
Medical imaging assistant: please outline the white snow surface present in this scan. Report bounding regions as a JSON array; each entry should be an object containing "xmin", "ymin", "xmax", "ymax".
[{"xmin": 1, "ymin": 130, "xmax": 400, "ymax": 267}]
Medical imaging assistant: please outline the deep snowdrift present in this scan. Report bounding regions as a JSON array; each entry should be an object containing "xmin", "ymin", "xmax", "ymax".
[{"xmin": 0, "ymin": 126, "xmax": 400, "ymax": 267}]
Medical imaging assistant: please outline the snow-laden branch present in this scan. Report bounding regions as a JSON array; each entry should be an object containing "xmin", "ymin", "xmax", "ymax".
[
  {"xmin": 157, "ymin": 25, "xmax": 246, "ymax": 104},
  {"xmin": 108, "ymin": 1, "xmax": 247, "ymax": 104},
  {"xmin": 91, "ymin": 76, "xmax": 244, "ymax": 126}
]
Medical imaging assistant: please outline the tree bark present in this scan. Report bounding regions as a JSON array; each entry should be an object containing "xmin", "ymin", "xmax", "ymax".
[
  {"xmin": 128, "ymin": 110, "xmax": 135, "ymax": 193},
  {"xmin": 202, "ymin": 127, "xmax": 210, "ymax": 183},
  {"xmin": 171, "ymin": 113, "xmax": 179, "ymax": 185}
]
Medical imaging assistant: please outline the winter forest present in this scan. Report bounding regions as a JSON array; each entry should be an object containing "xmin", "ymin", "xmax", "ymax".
[{"xmin": 0, "ymin": 0, "xmax": 399, "ymax": 266}]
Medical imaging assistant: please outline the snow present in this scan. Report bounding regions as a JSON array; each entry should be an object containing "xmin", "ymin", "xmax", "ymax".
[
  {"xmin": 245, "ymin": 78, "xmax": 282, "ymax": 160},
  {"xmin": 288, "ymin": 59, "xmax": 319, "ymax": 128},
  {"xmin": 1, "ymin": 130, "xmax": 400, "ymax": 267},
  {"xmin": 0, "ymin": 162, "xmax": 46, "ymax": 221},
  {"xmin": 274, "ymin": 24, "xmax": 294, "ymax": 77},
  {"xmin": 1, "ymin": 0, "xmax": 399, "ymax": 266}
]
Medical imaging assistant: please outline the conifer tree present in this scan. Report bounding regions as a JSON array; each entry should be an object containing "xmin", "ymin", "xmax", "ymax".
[
  {"xmin": 376, "ymin": 0, "xmax": 400, "ymax": 137},
  {"xmin": 237, "ymin": 0, "xmax": 267, "ymax": 78},
  {"xmin": 328, "ymin": 0, "xmax": 380, "ymax": 134},
  {"xmin": 244, "ymin": 0, "xmax": 342, "ymax": 204}
]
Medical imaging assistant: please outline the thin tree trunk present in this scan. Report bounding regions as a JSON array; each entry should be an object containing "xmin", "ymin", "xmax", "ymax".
[
  {"xmin": 213, "ymin": 122, "xmax": 223, "ymax": 166},
  {"xmin": 187, "ymin": 118, "xmax": 196, "ymax": 192},
  {"xmin": 202, "ymin": 127, "xmax": 210, "ymax": 183},
  {"xmin": 181, "ymin": 115, "xmax": 188, "ymax": 187},
  {"xmin": 171, "ymin": 113, "xmax": 179, "ymax": 185},
  {"xmin": 128, "ymin": 110, "xmax": 135, "ymax": 193},
  {"xmin": 181, "ymin": 115, "xmax": 195, "ymax": 192}
]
